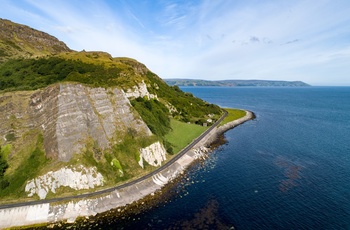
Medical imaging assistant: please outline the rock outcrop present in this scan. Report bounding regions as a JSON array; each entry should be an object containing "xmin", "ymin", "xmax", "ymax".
[
  {"xmin": 124, "ymin": 80, "xmax": 157, "ymax": 100},
  {"xmin": 138, "ymin": 141, "xmax": 167, "ymax": 168},
  {"xmin": 0, "ymin": 83, "xmax": 152, "ymax": 162},
  {"xmin": 25, "ymin": 165, "xmax": 104, "ymax": 200}
]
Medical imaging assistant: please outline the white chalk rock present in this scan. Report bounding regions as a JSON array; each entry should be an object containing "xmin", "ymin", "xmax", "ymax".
[
  {"xmin": 139, "ymin": 141, "xmax": 167, "ymax": 168},
  {"xmin": 124, "ymin": 80, "xmax": 157, "ymax": 99},
  {"xmin": 25, "ymin": 165, "xmax": 104, "ymax": 199}
]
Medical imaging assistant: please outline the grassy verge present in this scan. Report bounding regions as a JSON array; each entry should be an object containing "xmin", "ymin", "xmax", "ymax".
[
  {"xmin": 165, "ymin": 119, "xmax": 208, "ymax": 154},
  {"xmin": 220, "ymin": 108, "xmax": 246, "ymax": 126}
]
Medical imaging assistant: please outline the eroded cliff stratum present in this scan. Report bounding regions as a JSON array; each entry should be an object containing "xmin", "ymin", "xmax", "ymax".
[{"xmin": 1, "ymin": 83, "xmax": 151, "ymax": 162}]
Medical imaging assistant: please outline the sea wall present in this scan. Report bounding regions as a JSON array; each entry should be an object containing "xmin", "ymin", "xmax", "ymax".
[{"xmin": 0, "ymin": 111, "xmax": 253, "ymax": 229}]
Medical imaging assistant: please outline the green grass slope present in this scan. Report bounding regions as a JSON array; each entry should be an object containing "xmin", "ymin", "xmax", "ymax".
[
  {"xmin": 0, "ymin": 18, "xmax": 71, "ymax": 62},
  {"xmin": 165, "ymin": 119, "xmax": 207, "ymax": 154}
]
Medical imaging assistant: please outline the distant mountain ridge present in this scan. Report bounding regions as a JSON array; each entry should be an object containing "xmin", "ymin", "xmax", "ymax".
[{"xmin": 165, "ymin": 79, "xmax": 310, "ymax": 87}]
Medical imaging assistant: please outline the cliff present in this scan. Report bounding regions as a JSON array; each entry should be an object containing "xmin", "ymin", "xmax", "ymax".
[
  {"xmin": 0, "ymin": 18, "xmax": 222, "ymax": 203},
  {"xmin": 0, "ymin": 83, "xmax": 151, "ymax": 162}
]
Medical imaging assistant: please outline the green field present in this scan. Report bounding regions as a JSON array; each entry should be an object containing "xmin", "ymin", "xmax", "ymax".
[
  {"xmin": 220, "ymin": 108, "xmax": 246, "ymax": 126},
  {"xmin": 165, "ymin": 119, "xmax": 208, "ymax": 154}
]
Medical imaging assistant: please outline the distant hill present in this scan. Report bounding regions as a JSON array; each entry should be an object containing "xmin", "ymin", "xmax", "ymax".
[
  {"xmin": 0, "ymin": 18, "xmax": 71, "ymax": 62},
  {"xmin": 165, "ymin": 79, "xmax": 310, "ymax": 87}
]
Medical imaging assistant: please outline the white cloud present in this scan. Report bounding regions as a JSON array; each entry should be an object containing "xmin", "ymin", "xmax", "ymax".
[{"xmin": 1, "ymin": 0, "xmax": 350, "ymax": 85}]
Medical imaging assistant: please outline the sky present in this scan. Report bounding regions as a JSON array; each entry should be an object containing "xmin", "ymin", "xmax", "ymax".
[{"xmin": 1, "ymin": 0, "xmax": 350, "ymax": 86}]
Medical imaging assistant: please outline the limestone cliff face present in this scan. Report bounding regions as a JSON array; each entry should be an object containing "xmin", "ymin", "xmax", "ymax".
[
  {"xmin": 138, "ymin": 141, "xmax": 167, "ymax": 168},
  {"xmin": 0, "ymin": 83, "xmax": 151, "ymax": 162},
  {"xmin": 25, "ymin": 165, "xmax": 104, "ymax": 200},
  {"xmin": 124, "ymin": 80, "xmax": 158, "ymax": 99}
]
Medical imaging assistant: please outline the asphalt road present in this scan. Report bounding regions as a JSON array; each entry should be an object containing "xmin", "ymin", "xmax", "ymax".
[{"xmin": 0, "ymin": 110, "xmax": 228, "ymax": 210}]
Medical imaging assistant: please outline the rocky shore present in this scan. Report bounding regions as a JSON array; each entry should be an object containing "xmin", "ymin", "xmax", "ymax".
[{"xmin": 0, "ymin": 110, "xmax": 254, "ymax": 229}]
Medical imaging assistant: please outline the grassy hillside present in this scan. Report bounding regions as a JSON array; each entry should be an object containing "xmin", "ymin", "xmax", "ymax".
[
  {"xmin": 0, "ymin": 55, "xmax": 223, "ymax": 200},
  {"xmin": 0, "ymin": 18, "xmax": 71, "ymax": 62},
  {"xmin": 0, "ymin": 52, "xmax": 222, "ymax": 127}
]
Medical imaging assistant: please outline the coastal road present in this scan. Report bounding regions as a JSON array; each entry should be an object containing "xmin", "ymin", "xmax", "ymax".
[{"xmin": 0, "ymin": 110, "xmax": 228, "ymax": 210}]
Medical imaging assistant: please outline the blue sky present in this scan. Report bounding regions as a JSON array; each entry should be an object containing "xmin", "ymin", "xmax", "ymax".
[{"xmin": 1, "ymin": 0, "xmax": 350, "ymax": 86}]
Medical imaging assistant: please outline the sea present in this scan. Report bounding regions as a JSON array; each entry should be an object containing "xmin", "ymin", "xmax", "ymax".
[{"xmin": 64, "ymin": 87, "xmax": 350, "ymax": 229}]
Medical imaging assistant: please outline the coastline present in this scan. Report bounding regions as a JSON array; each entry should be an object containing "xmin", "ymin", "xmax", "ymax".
[{"xmin": 0, "ymin": 110, "xmax": 254, "ymax": 229}]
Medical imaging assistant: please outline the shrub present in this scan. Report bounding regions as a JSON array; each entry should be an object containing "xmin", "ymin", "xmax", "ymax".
[
  {"xmin": 0, "ymin": 179, "xmax": 9, "ymax": 190},
  {"xmin": 0, "ymin": 147, "xmax": 8, "ymax": 178},
  {"xmin": 163, "ymin": 140, "xmax": 174, "ymax": 155},
  {"xmin": 5, "ymin": 133, "xmax": 16, "ymax": 142},
  {"xmin": 131, "ymin": 98, "xmax": 171, "ymax": 137}
]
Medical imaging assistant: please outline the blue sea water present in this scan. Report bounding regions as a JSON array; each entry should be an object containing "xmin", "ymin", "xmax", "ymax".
[
  {"xmin": 175, "ymin": 86, "xmax": 350, "ymax": 229},
  {"xmin": 77, "ymin": 87, "xmax": 350, "ymax": 229}
]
